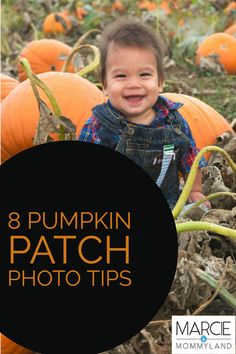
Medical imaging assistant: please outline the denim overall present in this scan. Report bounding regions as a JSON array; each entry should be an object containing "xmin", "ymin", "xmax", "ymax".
[{"xmin": 93, "ymin": 103, "xmax": 191, "ymax": 209}]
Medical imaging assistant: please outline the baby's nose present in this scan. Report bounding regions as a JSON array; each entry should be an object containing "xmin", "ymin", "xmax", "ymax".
[{"xmin": 126, "ymin": 78, "xmax": 141, "ymax": 88}]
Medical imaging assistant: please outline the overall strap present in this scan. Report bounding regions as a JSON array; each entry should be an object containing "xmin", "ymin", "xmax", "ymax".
[
  {"xmin": 155, "ymin": 109, "xmax": 185, "ymax": 187},
  {"xmin": 92, "ymin": 103, "xmax": 128, "ymax": 134},
  {"xmin": 156, "ymin": 144, "xmax": 175, "ymax": 187}
]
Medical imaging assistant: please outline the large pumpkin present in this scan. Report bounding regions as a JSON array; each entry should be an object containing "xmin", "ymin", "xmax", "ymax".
[
  {"xmin": 17, "ymin": 39, "xmax": 74, "ymax": 81},
  {"xmin": 195, "ymin": 32, "xmax": 236, "ymax": 74},
  {"xmin": 1, "ymin": 334, "xmax": 33, "ymax": 354},
  {"xmin": 162, "ymin": 93, "xmax": 234, "ymax": 158},
  {"xmin": 1, "ymin": 72, "xmax": 106, "ymax": 163},
  {"xmin": 1, "ymin": 73, "xmax": 19, "ymax": 101}
]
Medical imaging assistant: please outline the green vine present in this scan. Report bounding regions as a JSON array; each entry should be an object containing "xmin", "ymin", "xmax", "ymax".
[
  {"xmin": 195, "ymin": 268, "xmax": 236, "ymax": 310},
  {"xmin": 172, "ymin": 145, "xmax": 236, "ymax": 219},
  {"xmin": 180, "ymin": 191, "xmax": 236, "ymax": 218},
  {"xmin": 176, "ymin": 220, "xmax": 236, "ymax": 239},
  {"xmin": 61, "ymin": 44, "xmax": 100, "ymax": 77}
]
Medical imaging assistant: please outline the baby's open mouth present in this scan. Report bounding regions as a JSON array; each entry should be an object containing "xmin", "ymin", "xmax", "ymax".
[{"xmin": 124, "ymin": 95, "xmax": 144, "ymax": 102}]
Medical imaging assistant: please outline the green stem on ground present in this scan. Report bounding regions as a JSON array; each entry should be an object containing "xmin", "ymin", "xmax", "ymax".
[
  {"xmin": 175, "ymin": 220, "xmax": 236, "ymax": 238},
  {"xmin": 180, "ymin": 191, "xmax": 236, "ymax": 218},
  {"xmin": 195, "ymin": 268, "xmax": 236, "ymax": 310},
  {"xmin": 172, "ymin": 145, "xmax": 236, "ymax": 219}
]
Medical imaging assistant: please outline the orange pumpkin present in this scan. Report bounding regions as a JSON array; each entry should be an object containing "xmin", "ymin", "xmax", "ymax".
[
  {"xmin": 0, "ymin": 73, "xmax": 19, "ymax": 101},
  {"xmin": 42, "ymin": 12, "xmax": 72, "ymax": 34},
  {"xmin": 159, "ymin": 1, "xmax": 173, "ymax": 15},
  {"xmin": 138, "ymin": 0, "xmax": 175, "ymax": 13},
  {"xmin": 17, "ymin": 39, "xmax": 74, "ymax": 81},
  {"xmin": 196, "ymin": 32, "xmax": 236, "ymax": 74},
  {"xmin": 1, "ymin": 72, "xmax": 106, "ymax": 163},
  {"xmin": 224, "ymin": 23, "xmax": 236, "ymax": 37},
  {"xmin": 138, "ymin": 0, "xmax": 157, "ymax": 11},
  {"xmin": 224, "ymin": 1, "xmax": 236, "ymax": 14},
  {"xmin": 1, "ymin": 334, "xmax": 33, "ymax": 354},
  {"xmin": 162, "ymin": 93, "xmax": 234, "ymax": 159},
  {"xmin": 76, "ymin": 6, "xmax": 87, "ymax": 20},
  {"xmin": 111, "ymin": 0, "xmax": 125, "ymax": 12}
]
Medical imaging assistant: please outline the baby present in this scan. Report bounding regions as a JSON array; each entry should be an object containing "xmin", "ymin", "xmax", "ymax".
[{"xmin": 79, "ymin": 18, "xmax": 209, "ymax": 210}]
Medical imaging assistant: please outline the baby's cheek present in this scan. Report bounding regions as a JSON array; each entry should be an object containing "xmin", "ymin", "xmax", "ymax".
[{"xmin": 148, "ymin": 81, "xmax": 160, "ymax": 92}]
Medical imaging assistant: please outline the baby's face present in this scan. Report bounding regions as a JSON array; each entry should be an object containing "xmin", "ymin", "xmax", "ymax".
[{"xmin": 103, "ymin": 42, "xmax": 163, "ymax": 124}]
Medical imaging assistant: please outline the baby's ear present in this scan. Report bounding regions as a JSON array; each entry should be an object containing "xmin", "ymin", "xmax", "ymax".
[
  {"xmin": 159, "ymin": 81, "xmax": 164, "ymax": 93},
  {"xmin": 101, "ymin": 79, "xmax": 106, "ymax": 93},
  {"xmin": 102, "ymin": 84, "xmax": 109, "ymax": 98},
  {"xmin": 103, "ymin": 87, "xmax": 108, "ymax": 96}
]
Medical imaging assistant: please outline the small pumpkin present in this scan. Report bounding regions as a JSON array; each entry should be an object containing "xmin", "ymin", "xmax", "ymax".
[
  {"xmin": 224, "ymin": 1, "xmax": 236, "ymax": 14},
  {"xmin": 224, "ymin": 23, "xmax": 236, "ymax": 37},
  {"xmin": 138, "ymin": 0, "xmax": 175, "ymax": 14},
  {"xmin": 195, "ymin": 32, "xmax": 236, "ymax": 74},
  {"xmin": 0, "ymin": 73, "xmax": 19, "ymax": 101},
  {"xmin": 159, "ymin": 1, "xmax": 173, "ymax": 15},
  {"xmin": 162, "ymin": 92, "xmax": 234, "ymax": 159},
  {"xmin": 111, "ymin": 0, "xmax": 125, "ymax": 12},
  {"xmin": 138, "ymin": 0, "xmax": 157, "ymax": 11},
  {"xmin": 1, "ymin": 72, "xmax": 106, "ymax": 163},
  {"xmin": 1, "ymin": 334, "xmax": 33, "ymax": 354},
  {"xmin": 17, "ymin": 39, "xmax": 74, "ymax": 81},
  {"xmin": 42, "ymin": 12, "xmax": 72, "ymax": 34},
  {"xmin": 76, "ymin": 6, "xmax": 87, "ymax": 20}
]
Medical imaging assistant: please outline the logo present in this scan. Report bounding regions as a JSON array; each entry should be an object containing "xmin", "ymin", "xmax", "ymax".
[{"xmin": 172, "ymin": 316, "xmax": 235, "ymax": 354}]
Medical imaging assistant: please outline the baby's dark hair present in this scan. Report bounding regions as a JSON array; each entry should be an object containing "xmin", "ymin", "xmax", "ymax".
[{"xmin": 99, "ymin": 17, "xmax": 165, "ymax": 85}]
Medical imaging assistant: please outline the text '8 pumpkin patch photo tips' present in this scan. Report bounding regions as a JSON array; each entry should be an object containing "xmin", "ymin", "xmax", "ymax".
[{"xmin": 0, "ymin": 141, "xmax": 178, "ymax": 354}]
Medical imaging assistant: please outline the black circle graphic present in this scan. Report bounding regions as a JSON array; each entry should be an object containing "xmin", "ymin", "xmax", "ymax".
[{"xmin": 0, "ymin": 142, "xmax": 178, "ymax": 354}]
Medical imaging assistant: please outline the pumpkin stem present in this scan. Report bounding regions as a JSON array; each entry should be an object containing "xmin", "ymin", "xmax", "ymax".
[
  {"xmin": 62, "ymin": 44, "xmax": 100, "ymax": 77},
  {"xmin": 172, "ymin": 145, "xmax": 236, "ymax": 219},
  {"xmin": 61, "ymin": 29, "xmax": 101, "ymax": 73},
  {"xmin": 19, "ymin": 57, "xmax": 40, "ymax": 102},
  {"xmin": 77, "ymin": 45, "xmax": 100, "ymax": 77},
  {"xmin": 179, "ymin": 191, "xmax": 236, "ymax": 218},
  {"xmin": 32, "ymin": 73, "xmax": 61, "ymax": 117},
  {"xmin": 72, "ymin": 29, "xmax": 101, "ymax": 49},
  {"xmin": 30, "ymin": 22, "xmax": 39, "ymax": 40},
  {"xmin": 19, "ymin": 58, "xmax": 61, "ymax": 117}
]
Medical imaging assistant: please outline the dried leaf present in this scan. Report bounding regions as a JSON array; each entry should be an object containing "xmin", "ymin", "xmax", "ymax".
[
  {"xmin": 224, "ymin": 135, "xmax": 236, "ymax": 162},
  {"xmin": 73, "ymin": 52, "xmax": 85, "ymax": 72},
  {"xmin": 58, "ymin": 53, "xmax": 70, "ymax": 61},
  {"xmin": 33, "ymin": 99, "xmax": 76, "ymax": 145},
  {"xmin": 201, "ymin": 208, "xmax": 235, "ymax": 228},
  {"xmin": 202, "ymin": 165, "xmax": 236, "ymax": 209},
  {"xmin": 199, "ymin": 54, "xmax": 225, "ymax": 74}
]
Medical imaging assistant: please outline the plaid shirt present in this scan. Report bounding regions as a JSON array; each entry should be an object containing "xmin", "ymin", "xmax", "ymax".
[{"xmin": 78, "ymin": 95, "xmax": 207, "ymax": 176}]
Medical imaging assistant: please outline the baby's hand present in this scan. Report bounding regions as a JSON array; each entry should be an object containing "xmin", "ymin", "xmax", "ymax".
[{"xmin": 188, "ymin": 191, "xmax": 211, "ymax": 209}]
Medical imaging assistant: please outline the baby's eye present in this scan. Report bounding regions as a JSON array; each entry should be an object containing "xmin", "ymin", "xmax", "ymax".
[
  {"xmin": 140, "ymin": 72, "xmax": 152, "ymax": 77},
  {"xmin": 115, "ymin": 74, "xmax": 126, "ymax": 78}
]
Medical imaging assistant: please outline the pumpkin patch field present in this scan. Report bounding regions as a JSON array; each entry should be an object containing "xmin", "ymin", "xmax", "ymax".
[{"xmin": 1, "ymin": 1, "xmax": 236, "ymax": 353}]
